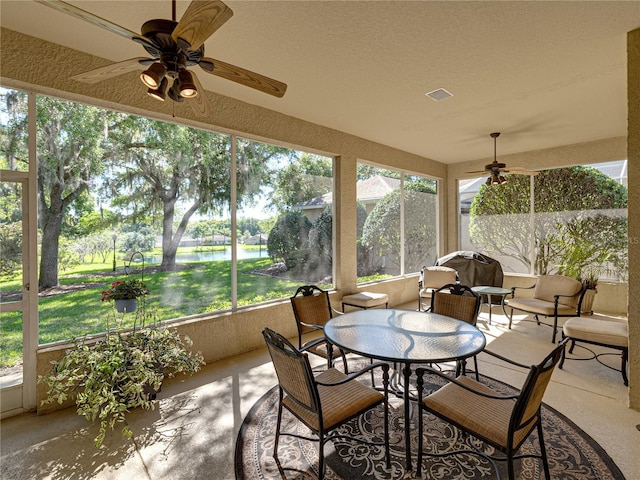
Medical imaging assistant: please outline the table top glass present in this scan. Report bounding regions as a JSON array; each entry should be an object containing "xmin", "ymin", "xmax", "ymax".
[
  {"xmin": 324, "ymin": 309, "xmax": 486, "ymax": 364},
  {"xmin": 471, "ymin": 285, "xmax": 512, "ymax": 295}
]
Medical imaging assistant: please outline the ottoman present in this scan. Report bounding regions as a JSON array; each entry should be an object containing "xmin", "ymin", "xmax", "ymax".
[
  {"xmin": 559, "ymin": 316, "xmax": 628, "ymax": 385},
  {"xmin": 341, "ymin": 292, "xmax": 389, "ymax": 312}
]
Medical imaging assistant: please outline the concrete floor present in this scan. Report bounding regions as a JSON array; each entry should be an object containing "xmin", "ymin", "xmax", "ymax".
[{"xmin": 1, "ymin": 305, "xmax": 639, "ymax": 479}]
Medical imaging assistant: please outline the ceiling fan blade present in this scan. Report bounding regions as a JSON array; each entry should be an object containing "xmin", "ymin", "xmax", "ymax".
[
  {"xmin": 70, "ymin": 58, "xmax": 151, "ymax": 84},
  {"xmin": 465, "ymin": 170, "xmax": 490, "ymax": 175},
  {"xmin": 188, "ymin": 71, "xmax": 212, "ymax": 117},
  {"xmin": 200, "ymin": 57, "xmax": 287, "ymax": 98},
  {"xmin": 172, "ymin": 1, "xmax": 233, "ymax": 50},
  {"xmin": 34, "ymin": 0, "xmax": 141, "ymax": 42},
  {"xmin": 504, "ymin": 169, "xmax": 539, "ymax": 176}
]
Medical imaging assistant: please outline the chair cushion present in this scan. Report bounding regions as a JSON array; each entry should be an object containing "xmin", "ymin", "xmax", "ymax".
[
  {"xmin": 423, "ymin": 376, "xmax": 533, "ymax": 450},
  {"xmin": 533, "ymin": 275, "xmax": 582, "ymax": 307},
  {"xmin": 342, "ymin": 292, "xmax": 388, "ymax": 308},
  {"xmin": 563, "ymin": 317, "xmax": 628, "ymax": 347},
  {"xmin": 303, "ymin": 340, "xmax": 328, "ymax": 358},
  {"xmin": 506, "ymin": 298, "xmax": 578, "ymax": 316},
  {"xmin": 283, "ymin": 368, "xmax": 383, "ymax": 431},
  {"xmin": 421, "ymin": 266, "xmax": 457, "ymax": 290}
]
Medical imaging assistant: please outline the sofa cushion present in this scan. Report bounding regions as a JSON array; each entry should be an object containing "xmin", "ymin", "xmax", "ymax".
[
  {"xmin": 506, "ymin": 298, "xmax": 578, "ymax": 317},
  {"xmin": 533, "ymin": 275, "xmax": 582, "ymax": 308}
]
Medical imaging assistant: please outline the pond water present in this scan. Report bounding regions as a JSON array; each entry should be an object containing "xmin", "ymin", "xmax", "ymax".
[{"xmin": 145, "ymin": 247, "xmax": 267, "ymax": 264}]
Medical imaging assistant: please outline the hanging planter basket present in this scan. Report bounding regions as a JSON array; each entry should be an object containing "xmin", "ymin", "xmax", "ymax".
[{"xmin": 114, "ymin": 298, "xmax": 138, "ymax": 313}]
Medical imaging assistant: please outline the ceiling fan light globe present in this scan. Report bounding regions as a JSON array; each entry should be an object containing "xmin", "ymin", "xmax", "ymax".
[
  {"xmin": 181, "ymin": 87, "xmax": 198, "ymax": 98},
  {"xmin": 168, "ymin": 79, "xmax": 185, "ymax": 102},
  {"xmin": 499, "ymin": 175, "xmax": 507, "ymax": 184},
  {"xmin": 140, "ymin": 62, "xmax": 167, "ymax": 89},
  {"xmin": 178, "ymin": 70, "xmax": 198, "ymax": 98},
  {"xmin": 147, "ymin": 77, "xmax": 168, "ymax": 101}
]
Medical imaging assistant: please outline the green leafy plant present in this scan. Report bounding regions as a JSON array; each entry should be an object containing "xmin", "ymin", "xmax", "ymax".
[
  {"xmin": 580, "ymin": 265, "xmax": 601, "ymax": 289},
  {"xmin": 101, "ymin": 278, "xmax": 149, "ymax": 302},
  {"xmin": 39, "ymin": 309, "xmax": 204, "ymax": 447}
]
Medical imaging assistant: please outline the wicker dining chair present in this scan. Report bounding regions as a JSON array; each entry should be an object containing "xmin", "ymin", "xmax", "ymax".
[
  {"xmin": 415, "ymin": 339, "xmax": 568, "ymax": 480},
  {"xmin": 430, "ymin": 283, "xmax": 482, "ymax": 379},
  {"xmin": 290, "ymin": 285, "xmax": 347, "ymax": 369},
  {"xmin": 263, "ymin": 327, "xmax": 390, "ymax": 480}
]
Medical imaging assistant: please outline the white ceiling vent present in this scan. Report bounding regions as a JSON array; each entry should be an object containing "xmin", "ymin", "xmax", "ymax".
[{"xmin": 425, "ymin": 88, "xmax": 453, "ymax": 101}]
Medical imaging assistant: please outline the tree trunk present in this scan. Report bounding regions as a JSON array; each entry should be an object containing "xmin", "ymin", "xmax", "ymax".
[
  {"xmin": 161, "ymin": 205, "xmax": 178, "ymax": 268},
  {"xmin": 160, "ymin": 196, "xmax": 201, "ymax": 268},
  {"xmin": 39, "ymin": 207, "xmax": 63, "ymax": 289}
]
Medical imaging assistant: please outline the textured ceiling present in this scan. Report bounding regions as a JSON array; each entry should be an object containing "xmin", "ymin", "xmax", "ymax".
[{"xmin": 1, "ymin": 1, "xmax": 639, "ymax": 164}]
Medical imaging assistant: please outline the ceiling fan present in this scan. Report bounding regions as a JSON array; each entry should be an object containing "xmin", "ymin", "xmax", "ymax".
[
  {"xmin": 466, "ymin": 132, "xmax": 538, "ymax": 185},
  {"xmin": 34, "ymin": 0, "xmax": 288, "ymax": 117}
]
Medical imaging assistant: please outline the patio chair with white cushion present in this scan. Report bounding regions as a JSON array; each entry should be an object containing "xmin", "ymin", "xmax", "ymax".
[
  {"xmin": 418, "ymin": 265, "xmax": 457, "ymax": 311},
  {"xmin": 505, "ymin": 275, "xmax": 586, "ymax": 343}
]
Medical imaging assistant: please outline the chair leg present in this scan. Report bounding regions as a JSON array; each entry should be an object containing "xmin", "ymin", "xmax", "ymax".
[
  {"xmin": 622, "ymin": 347, "xmax": 629, "ymax": 386},
  {"xmin": 274, "ymin": 395, "xmax": 284, "ymax": 459},
  {"xmin": 551, "ymin": 316, "xmax": 558, "ymax": 343},
  {"xmin": 318, "ymin": 433, "xmax": 326, "ymax": 480},
  {"xmin": 537, "ymin": 419, "xmax": 551, "ymax": 480},
  {"xmin": 383, "ymin": 369, "xmax": 391, "ymax": 469},
  {"xmin": 559, "ymin": 334, "xmax": 567, "ymax": 370},
  {"xmin": 508, "ymin": 307, "xmax": 514, "ymax": 329},
  {"xmin": 507, "ymin": 447, "xmax": 515, "ymax": 480},
  {"xmin": 340, "ymin": 349, "xmax": 349, "ymax": 374},
  {"xmin": 473, "ymin": 356, "xmax": 479, "ymax": 381}
]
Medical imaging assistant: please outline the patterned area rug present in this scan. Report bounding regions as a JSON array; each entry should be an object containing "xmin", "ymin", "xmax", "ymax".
[{"xmin": 235, "ymin": 363, "xmax": 625, "ymax": 480}]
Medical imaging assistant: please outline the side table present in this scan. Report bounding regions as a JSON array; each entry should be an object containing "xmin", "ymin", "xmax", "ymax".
[{"xmin": 471, "ymin": 286, "xmax": 511, "ymax": 325}]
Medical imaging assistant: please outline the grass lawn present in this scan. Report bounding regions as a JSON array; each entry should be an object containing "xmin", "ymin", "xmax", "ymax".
[
  {"xmin": 1, "ymin": 250, "xmax": 389, "ymax": 370},
  {"xmin": 0, "ymin": 257, "xmax": 312, "ymax": 369}
]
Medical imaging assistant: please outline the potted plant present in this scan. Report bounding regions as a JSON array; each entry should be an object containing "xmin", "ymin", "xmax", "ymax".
[
  {"xmin": 101, "ymin": 278, "xmax": 150, "ymax": 313},
  {"xmin": 578, "ymin": 265, "xmax": 602, "ymax": 315},
  {"xmin": 39, "ymin": 307, "xmax": 204, "ymax": 447}
]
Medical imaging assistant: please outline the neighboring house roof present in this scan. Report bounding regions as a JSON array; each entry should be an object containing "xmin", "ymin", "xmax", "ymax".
[
  {"xmin": 245, "ymin": 233, "xmax": 268, "ymax": 245},
  {"xmin": 356, "ymin": 175, "xmax": 401, "ymax": 203},
  {"xmin": 296, "ymin": 175, "xmax": 401, "ymax": 210}
]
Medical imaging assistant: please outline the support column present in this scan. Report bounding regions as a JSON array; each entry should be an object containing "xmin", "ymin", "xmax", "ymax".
[
  {"xmin": 333, "ymin": 155, "xmax": 358, "ymax": 293},
  {"xmin": 627, "ymin": 27, "xmax": 640, "ymax": 410}
]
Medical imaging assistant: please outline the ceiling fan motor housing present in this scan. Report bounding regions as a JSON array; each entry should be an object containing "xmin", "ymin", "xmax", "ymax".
[{"xmin": 140, "ymin": 19, "xmax": 205, "ymax": 68}]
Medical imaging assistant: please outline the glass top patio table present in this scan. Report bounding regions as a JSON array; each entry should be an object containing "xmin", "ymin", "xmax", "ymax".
[
  {"xmin": 324, "ymin": 308, "xmax": 486, "ymax": 470},
  {"xmin": 324, "ymin": 308, "xmax": 485, "ymax": 363}
]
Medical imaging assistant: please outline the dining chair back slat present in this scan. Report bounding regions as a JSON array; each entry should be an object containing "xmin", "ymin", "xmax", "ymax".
[{"xmin": 431, "ymin": 286, "xmax": 480, "ymax": 325}]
